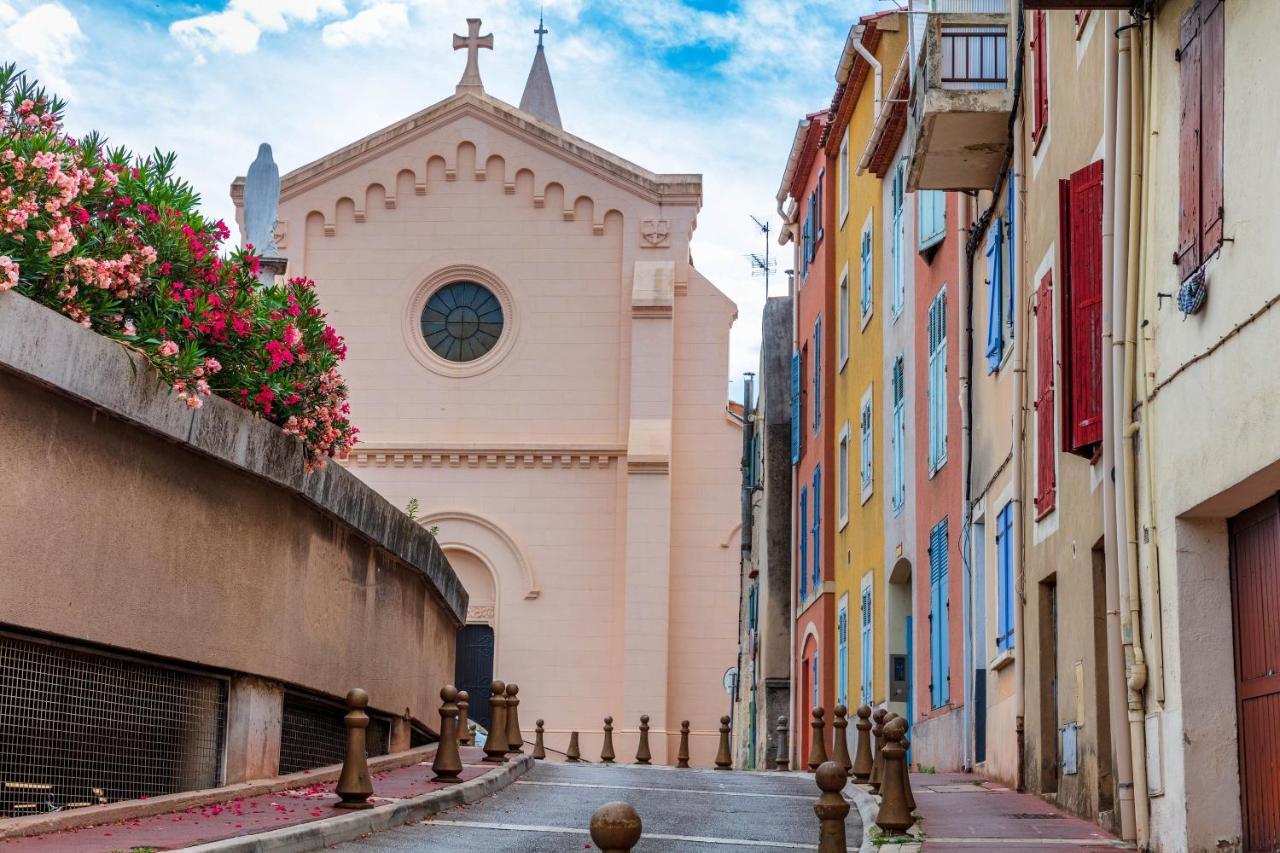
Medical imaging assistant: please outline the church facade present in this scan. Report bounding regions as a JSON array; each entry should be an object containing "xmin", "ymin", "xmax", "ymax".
[{"xmin": 233, "ymin": 19, "xmax": 742, "ymax": 766}]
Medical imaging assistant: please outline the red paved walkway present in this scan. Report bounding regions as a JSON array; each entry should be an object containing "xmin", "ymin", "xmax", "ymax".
[
  {"xmin": 2, "ymin": 748, "xmax": 497, "ymax": 852},
  {"xmin": 914, "ymin": 772, "xmax": 1131, "ymax": 852}
]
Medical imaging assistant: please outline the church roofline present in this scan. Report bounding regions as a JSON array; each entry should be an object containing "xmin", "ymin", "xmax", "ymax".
[{"xmin": 237, "ymin": 91, "xmax": 702, "ymax": 209}]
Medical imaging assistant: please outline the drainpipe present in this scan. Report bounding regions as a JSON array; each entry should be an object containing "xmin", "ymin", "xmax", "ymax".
[
  {"xmin": 1009, "ymin": 105, "xmax": 1027, "ymax": 796},
  {"xmin": 852, "ymin": 39, "xmax": 883, "ymax": 121}
]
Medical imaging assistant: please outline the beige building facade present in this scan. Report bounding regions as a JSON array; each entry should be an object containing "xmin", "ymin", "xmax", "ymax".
[{"xmin": 235, "ymin": 30, "xmax": 743, "ymax": 767}]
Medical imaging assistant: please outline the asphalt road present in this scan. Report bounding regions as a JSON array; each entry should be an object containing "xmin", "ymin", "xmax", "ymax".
[{"xmin": 331, "ymin": 760, "xmax": 858, "ymax": 851}]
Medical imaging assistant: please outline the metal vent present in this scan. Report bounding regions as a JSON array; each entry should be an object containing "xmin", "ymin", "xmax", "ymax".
[
  {"xmin": 278, "ymin": 694, "xmax": 389, "ymax": 774},
  {"xmin": 0, "ymin": 634, "xmax": 226, "ymax": 817}
]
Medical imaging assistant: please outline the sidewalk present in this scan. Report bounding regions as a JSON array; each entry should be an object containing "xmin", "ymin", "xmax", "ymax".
[
  {"xmin": 1, "ymin": 747, "xmax": 527, "ymax": 852},
  {"xmin": 911, "ymin": 772, "xmax": 1131, "ymax": 852}
]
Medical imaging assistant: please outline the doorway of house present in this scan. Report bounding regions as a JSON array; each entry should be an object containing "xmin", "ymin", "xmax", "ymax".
[
  {"xmin": 455, "ymin": 625, "xmax": 495, "ymax": 730},
  {"xmin": 1229, "ymin": 494, "xmax": 1280, "ymax": 852}
]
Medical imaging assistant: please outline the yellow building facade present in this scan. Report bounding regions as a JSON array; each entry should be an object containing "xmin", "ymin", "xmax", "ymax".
[{"xmin": 828, "ymin": 13, "xmax": 906, "ymax": 713}]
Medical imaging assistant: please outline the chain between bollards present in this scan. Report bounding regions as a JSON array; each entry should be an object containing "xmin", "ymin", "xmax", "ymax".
[{"xmin": 334, "ymin": 688, "xmax": 374, "ymax": 809}]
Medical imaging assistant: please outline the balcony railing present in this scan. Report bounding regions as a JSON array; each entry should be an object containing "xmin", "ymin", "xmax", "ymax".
[{"xmin": 939, "ymin": 25, "xmax": 1008, "ymax": 89}]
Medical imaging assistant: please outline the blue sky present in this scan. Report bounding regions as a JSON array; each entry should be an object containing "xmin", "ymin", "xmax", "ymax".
[{"xmin": 0, "ymin": 0, "xmax": 882, "ymax": 399}]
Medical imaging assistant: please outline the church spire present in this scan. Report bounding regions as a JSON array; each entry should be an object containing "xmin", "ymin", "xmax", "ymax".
[{"xmin": 518, "ymin": 10, "xmax": 562, "ymax": 129}]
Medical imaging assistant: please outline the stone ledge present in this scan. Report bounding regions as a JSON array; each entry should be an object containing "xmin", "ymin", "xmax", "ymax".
[{"xmin": 0, "ymin": 291, "xmax": 465, "ymax": 623}]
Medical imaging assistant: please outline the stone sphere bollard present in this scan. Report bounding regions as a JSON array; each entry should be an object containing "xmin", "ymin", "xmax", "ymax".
[
  {"xmin": 589, "ymin": 801, "xmax": 643, "ymax": 852},
  {"xmin": 636, "ymin": 715, "xmax": 652, "ymax": 765},
  {"xmin": 533, "ymin": 719, "xmax": 547, "ymax": 759},
  {"xmin": 431, "ymin": 685, "xmax": 464, "ymax": 782},
  {"xmin": 851, "ymin": 704, "xmax": 873, "ymax": 782},
  {"xmin": 676, "ymin": 720, "xmax": 691, "ymax": 768},
  {"xmin": 566, "ymin": 730, "xmax": 582, "ymax": 762},
  {"xmin": 813, "ymin": 761, "xmax": 851, "ymax": 853},
  {"xmin": 505, "ymin": 683, "xmax": 524, "ymax": 755},
  {"xmin": 482, "ymin": 680, "xmax": 509, "ymax": 763},
  {"xmin": 714, "ymin": 715, "xmax": 733, "ymax": 770},
  {"xmin": 457, "ymin": 690, "xmax": 471, "ymax": 746},
  {"xmin": 868, "ymin": 707, "xmax": 888, "ymax": 792},
  {"xmin": 601, "ymin": 716, "xmax": 616, "ymax": 764},
  {"xmin": 831, "ymin": 704, "xmax": 852, "ymax": 775},
  {"xmin": 334, "ymin": 688, "xmax": 374, "ymax": 809},
  {"xmin": 775, "ymin": 715, "xmax": 790, "ymax": 771},
  {"xmin": 875, "ymin": 717, "xmax": 915, "ymax": 834},
  {"xmin": 807, "ymin": 707, "xmax": 829, "ymax": 771}
]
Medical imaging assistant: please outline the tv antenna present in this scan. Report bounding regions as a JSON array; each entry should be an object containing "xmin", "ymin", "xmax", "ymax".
[{"xmin": 748, "ymin": 215, "xmax": 775, "ymax": 297}]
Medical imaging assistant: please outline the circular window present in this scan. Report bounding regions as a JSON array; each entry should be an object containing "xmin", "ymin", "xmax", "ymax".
[{"xmin": 419, "ymin": 282, "xmax": 505, "ymax": 362}]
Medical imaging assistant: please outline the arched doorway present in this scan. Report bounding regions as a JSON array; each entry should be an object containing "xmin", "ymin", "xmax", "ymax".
[
  {"xmin": 888, "ymin": 558, "xmax": 914, "ymax": 728},
  {"xmin": 800, "ymin": 632, "xmax": 819, "ymax": 764},
  {"xmin": 447, "ymin": 548, "xmax": 497, "ymax": 730}
]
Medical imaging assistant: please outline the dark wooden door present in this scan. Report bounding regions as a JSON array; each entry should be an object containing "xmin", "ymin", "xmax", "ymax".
[
  {"xmin": 455, "ymin": 625, "xmax": 495, "ymax": 731},
  {"xmin": 1230, "ymin": 495, "xmax": 1280, "ymax": 852}
]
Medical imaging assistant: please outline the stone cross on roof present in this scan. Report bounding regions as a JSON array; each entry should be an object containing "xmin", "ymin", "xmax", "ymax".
[{"xmin": 453, "ymin": 18, "xmax": 493, "ymax": 94}]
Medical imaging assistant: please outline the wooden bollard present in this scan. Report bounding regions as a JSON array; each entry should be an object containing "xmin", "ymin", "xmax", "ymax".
[
  {"xmin": 775, "ymin": 715, "xmax": 790, "ymax": 771},
  {"xmin": 715, "ymin": 715, "xmax": 733, "ymax": 770},
  {"xmin": 589, "ymin": 801, "xmax": 642, "ymax": 852},
  {"xmin": 431, "ymin": 685, "xmax": 463, "ymax": 782},
  {"xmin": 334, "ymin": 688, "xmax": 374, "ymax": 809},
  {"xmin": 831, "ymin": 705, "xmax": 852, "ymax": 774},
  {"xmin": 807, "ymin": 707, "xmax": 828, "ymax": 771},
  {"xmin": 876, "ymin": 717, "xmax": 914, "ymax": 833},
  {"xmin": 601, "ymin": 716, "xmax": 616, "ymax": 763},
  {"xmin": 566, "ymin": 730, "xmax": 581, "ymax": 762},
  {"xmin": 868, "ymin": 707, "xmax": 887, "ymax": 792},
  {"xmin": 813, "ymin": 761, "xmax": 850, "ymax": 853},
  {"xmin": 457, "ymin": 690, "xmax": 471, "ymax": 745},
  {"xmin": 676, "ymin": 720, "xmax": 691, "ymax": 768},
  {"xmin": 482, "ymin": 680, "xmax": 508, "ymax": 763},
  {"xmin": 505, "ymin": 683, "xmax": 524, "ymax": 754},
  {"xmin": 533, "ymin": 719, "xmax": 546, "ymax": 759},
  {"xmin": 851, "ymin": 704, "xmax": 873, "ymax": 782},
  {"xmin": 636, "ymin": 715, "xmax": 652, "ymax": 765}
]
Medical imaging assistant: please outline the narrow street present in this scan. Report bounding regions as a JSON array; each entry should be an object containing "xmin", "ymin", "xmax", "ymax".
[{"xmin": 332, "ymin": 761, "xmax": 844, "ymax": 852}]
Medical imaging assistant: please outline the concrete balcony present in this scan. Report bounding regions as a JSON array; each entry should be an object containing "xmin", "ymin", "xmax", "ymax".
[{"xmin": 906, "ymin": 11, "xmax": 1014, "ymax": 191}]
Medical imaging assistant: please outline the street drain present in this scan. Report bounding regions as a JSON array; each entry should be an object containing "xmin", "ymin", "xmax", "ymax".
[{"xmin": 1008, "ymin": 813, "xmax": 1065, "ymax": 819}]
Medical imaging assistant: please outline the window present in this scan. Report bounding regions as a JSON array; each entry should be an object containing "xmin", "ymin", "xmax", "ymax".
[
  {"xmin": 838, "ymin": 423, "xmax": 851, "ymax": 528},
  {"xmin": 891, "ymin": 162, "xmax": 906, "ymax": 318},
  {"xmin": 1031, "ymin": 10, "xmax": 1048, "ymax": 147},
  {"xmin": 748, "ymin": 583, "xmax": 759, "ymax": 632},
  {"xmin": 860, "ymin": 387, "xmax": 873, "ymax": 503},
  {"xmin": 838, "ymin": 270, "xmax": 850, "ymax": 370},
  {"xmin": 839, "ymin": 132, "xmax": 851, "ymax": 225},
  {"xmin": 1175, "ymin": 0, "xmax": 1224, "ymax": 281},
  {"xmin": 811, "ymin": 466, "xmax": 822, "ymax": 593},
  {"xmin": 812, "ymin": 316, "xmax": 822, "ymax": 434},
  {"xmin": 837, "ymin": 596, "xmax": 850, "ymax": 708},
  {"xmin": 860, "ymin": 577, "xmax": 873, "ymax": 706},
  {"xmin": 1059, "ymin": 161, "xmax": 1104, "ymax": 455},
  {"xmin": 420, "ymin": 282, "xmax": 505, "ymax": 362},
  {"xmin": 891, "ymin": 355, "xmax": 906, "ymax": 514},
  {"xmin": 918, "ymin": 190, "xmax": 946, "ymax": 251},
  {"xmin": 1033, "ymin": 273, "xmax": 1057, "ymax": 518},
  {"xmin": 860, "ymin": 219, "xmax": 873, "ymax": 323},
  {"xmin": 929, "ymin": 517, "xmax": 950, "ymax": 709},
  {"xmin": 799, "ymin": 486, "xmax": 809, "ymax": 599},
  {"xmin": 816, "ymin": 169, "xmax": 825, "ymax": 246},
  {"xmin": 927, "ymin": 288, "xmax": 948, "ymax": 476},
  {"xmin": 790, "ymin": 351, "xmax": 801, "ymax": 465},
  {"xmin": 984, "ymin": 217, "xmax": 1009, "ymax": 373},
  {"xmin": 995, "ymin": 502, "xmax": 1015, "ymax": 652}
]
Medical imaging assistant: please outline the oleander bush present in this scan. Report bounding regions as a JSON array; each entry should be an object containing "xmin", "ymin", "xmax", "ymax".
[{"xmin": 0, "ymin": 64, "xmax": 357, "ymax": 468}]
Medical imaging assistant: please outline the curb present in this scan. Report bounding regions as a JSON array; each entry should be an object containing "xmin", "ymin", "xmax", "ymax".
[
  {"xmin": 184, "ymin": 754, "xmax": 535, "ymax": 853},
  {"xmin": 846, "ymin": 782, "xmax": 879, "ymax": 853}
]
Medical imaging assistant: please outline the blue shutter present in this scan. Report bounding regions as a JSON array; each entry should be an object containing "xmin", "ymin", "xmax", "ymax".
[
  {"xmin": 813, "ymin": 316, "xmax": 822, "ymax": 433},
  {"xmin": 892, "ymin": 356, "xmax": 905, "ymax": 513},
  {"xmin": 812, "ymin": 465, "xmax": 822, "ymax": 591},
  {"xmin": 927, "ymin": 290, "xmax": 948, "ymax": 473},
  {"xmin": 860, "ymin": 228, "xmax": 872, "ymax": 317},
  {"xmin": 799, "ymin": 487, "xmax": 808, "ymax": 600},
  {"xmin": 860, "ymin": 586, "xmax": 873, "ymax": 705},
  {"xmin": 891, "ymin": 164, "xmax": 905, "ymax": 317},
  {"xmin": 837, "ymin": 603, "xmax": 849, "ymax": 707},
  {"xmin": 791, "ymin": 352, "xmax": 801, "ymax": 464},
  {"xmin": 929, "ymin": 518, "xmax": 950, "ymax": 708},
  {"xmin": 996, "ymin": 503, "xmax": 1015, "ymax": 651},
  {"xmin": 1007, "ymin": 175, "xmax": 1017, "ymax": 347},
  {"xmin": 985, "ymin": 218, "xmax": 1005, "ymax": 373}
]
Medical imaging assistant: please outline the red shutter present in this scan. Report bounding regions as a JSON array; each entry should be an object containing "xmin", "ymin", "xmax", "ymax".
[
  {"xmin": 1200, "ymin": 0, "xmax": 1224, "ymax": 254},
  {"xmin": 1034, "ymin": 274, "xmax": 1056, "ymax": 519},
  {"xmin": 1032, "ymin": 11, "xmax": 1048, "ymax": 144},
  {"xmin": 1058, "ymin": 178, "xmax": 1074, "ymax": 454},
  {"xmin": 1176, "ymin": 1, "xmax": 1202, "ymax": 280},
  {"xmin": 1067, "ymin": 161, "xmax": 1104, "ymax": 453}
]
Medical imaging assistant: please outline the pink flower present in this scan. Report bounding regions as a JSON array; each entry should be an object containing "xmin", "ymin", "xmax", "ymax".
[
  {"xmin": 122, "ymin": 319, "xmax": 136, "ymax": 337},
  {"xmin": 0, "ymin": 256, "xmax": 18, "ymax": 292},
  {"xmin": 204, "ymin": 357, "xmax": 222, "ymax": 374},
  {"xmin": 158, "ymin": 340, "xmax": 179, "ymax": 357}
]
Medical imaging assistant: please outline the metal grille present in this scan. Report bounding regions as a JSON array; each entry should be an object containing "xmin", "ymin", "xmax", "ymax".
[
  {"xmin": 0, "ymin": 634, "xmax": 226, "ymax": 817},
  {"xmin": 278, "ymin": 694, "xmax": 389, "ymax": 774}
]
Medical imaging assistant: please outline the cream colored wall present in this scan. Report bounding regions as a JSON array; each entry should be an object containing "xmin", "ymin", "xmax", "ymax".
[
  {"xmin": 1139, "ymin": 1, "xmax": 1280, "ymax": 849},
  {"xmin": 264, "ymin": 99, "xmax": 740, "ymax": 768}
]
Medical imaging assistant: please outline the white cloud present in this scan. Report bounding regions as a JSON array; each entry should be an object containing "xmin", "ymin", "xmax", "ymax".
[
  {"xmin": 170, "ymin": 0, "xmax": 347, "ymax": 56},
  {"xmin": 0, "ymin": 2, "xmax": 83, "ymax": 93},
  {"xmin": 322, "ymin": 2, "xmax": 409, "ymax": 48}
]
